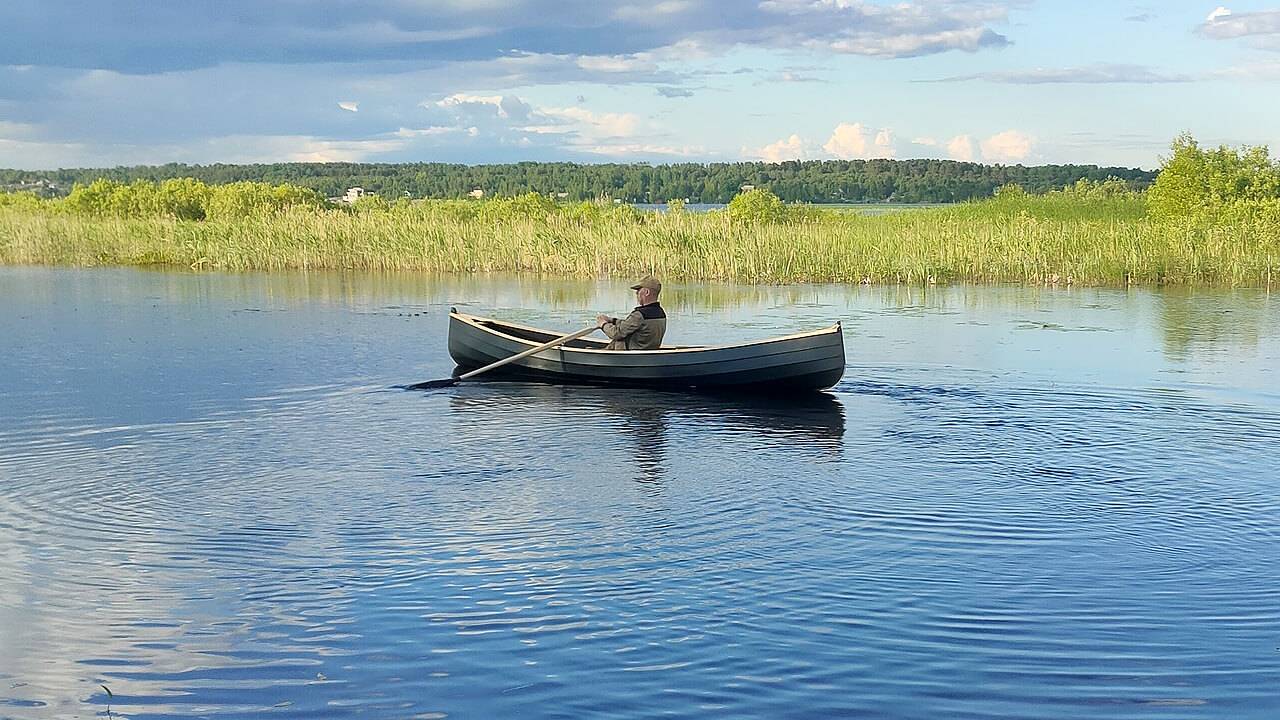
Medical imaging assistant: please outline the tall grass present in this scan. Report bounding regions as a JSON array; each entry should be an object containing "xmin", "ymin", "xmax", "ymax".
[{"xmin": 2, "ymin": 190, "xmax": 1277, "ymax": 287}]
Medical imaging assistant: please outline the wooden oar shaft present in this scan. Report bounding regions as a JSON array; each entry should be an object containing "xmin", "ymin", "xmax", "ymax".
[{"xmin": 457, "ymin": 325, "xmax": 598, "ymax": 380}]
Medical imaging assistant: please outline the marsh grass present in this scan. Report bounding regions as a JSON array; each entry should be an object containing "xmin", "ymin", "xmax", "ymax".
[{"xmin": 2, "ymin": 193, "xmax": 1277, "ymax": 287}]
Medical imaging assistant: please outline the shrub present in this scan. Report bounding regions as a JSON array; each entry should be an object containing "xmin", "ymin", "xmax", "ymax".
[
  {"xmin": 726, "ymin": 188, "xmax": 788, "ymax": 224},
  {"xmin": 1148, "ymin": 133, "xmax": 1280, "ymax": 219}
]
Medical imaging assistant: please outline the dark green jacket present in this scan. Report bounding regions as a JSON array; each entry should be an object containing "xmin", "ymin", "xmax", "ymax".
[{"xmin": 602, "ymin": 302, "xmax": 666, "ymax": 350}]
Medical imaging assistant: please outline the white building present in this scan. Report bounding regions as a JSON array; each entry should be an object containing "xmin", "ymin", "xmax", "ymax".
[{"xmin": 343, "ymin": 187, "xmax": 366, "ymax": 203}]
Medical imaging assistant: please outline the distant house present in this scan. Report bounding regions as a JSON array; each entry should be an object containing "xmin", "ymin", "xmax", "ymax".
[
  {"xmin": 342, "ymin": 187, "xmax": 366, "ymax": 203},
  {"xmin": 468, "ymin": 188, "xmax": 485, "ymax": 199},
  {"xmin": 740, "ymin": 184, "xmax": 755, "ymax": 191}
]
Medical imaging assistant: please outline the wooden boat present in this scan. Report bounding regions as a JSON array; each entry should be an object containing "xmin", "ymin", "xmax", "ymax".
[{"xmin": 447, "ymin": 308, "xmax": 846, "ymax": 392}]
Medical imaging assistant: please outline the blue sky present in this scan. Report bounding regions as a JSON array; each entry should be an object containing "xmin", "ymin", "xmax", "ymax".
[{"xmin": 2, "ymin": 1, "xmax": 1279, "ymax": 170}]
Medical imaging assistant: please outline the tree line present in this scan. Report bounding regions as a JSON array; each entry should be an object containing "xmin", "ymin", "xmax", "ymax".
[{"xmin": 1, "ymin": 158, "xmax": 1156, "ymax": 204}]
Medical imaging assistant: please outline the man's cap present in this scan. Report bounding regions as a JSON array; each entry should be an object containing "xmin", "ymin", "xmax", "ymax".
[{"xmin": 630, "ymin": 276, "xmax": 662, "ymax": 293}]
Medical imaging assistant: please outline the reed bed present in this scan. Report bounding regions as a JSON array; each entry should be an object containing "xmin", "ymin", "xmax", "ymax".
[{"xmin": 2, "ymin": 195, "xmax": 1277, "ymax": 287}]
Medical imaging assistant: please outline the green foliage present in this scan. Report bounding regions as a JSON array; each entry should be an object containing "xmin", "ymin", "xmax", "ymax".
[
  {"xmin": 727, "ymin": 188, "xmax": 788, "ymax": 224},
  {"xmin": 0, "ymin": 190, "xmax": 46, "ymax": 211},
  {"xmin": 6, "ymin": 133, "xmax": 1278, "ymax": 287},
  {"xmin": 352, "ymin": 194, "xmax": 391, "ymax": 213},
  {"xmin": 994, "ymin": 183, "xmax": 1026, "ymax": 199},
  {"xmin": 5, "ymin": 188, "xmax": 1277, "ymax": 287},
  {"xmin": 56, "ymin": 178, "xmax": 324, "ymax": 220},
  {"xmin": 198, "ymin": 181, "xmax": 327, "ymax": 220},
  {"xmin": 64, "ymin": 179, "xmax": 127, "ymax": 215},
  {"xmin": 1060, "ymin": 177, "xmax": 1135, "ymax": 199},
  {"xmin": 503, "ymin": 192, "xmax": 557, "ymax": 219},
  {"xmin": 157, "ymin": 178, "xmax": 213, "ymax": 220},
  {"xmin": 1148, "ymin": 133, "xmax": 1280, "ymax": 219}
]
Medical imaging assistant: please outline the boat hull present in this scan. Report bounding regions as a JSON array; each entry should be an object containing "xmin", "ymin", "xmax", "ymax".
[{"xmin": 447, "ymin": 310, "xmax": 846, "ymax": 392}]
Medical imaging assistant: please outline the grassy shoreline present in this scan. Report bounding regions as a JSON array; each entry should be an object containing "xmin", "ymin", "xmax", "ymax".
[{"xmin": 2, "ymin": 195, "xmax": 1277, "ymax": 288}]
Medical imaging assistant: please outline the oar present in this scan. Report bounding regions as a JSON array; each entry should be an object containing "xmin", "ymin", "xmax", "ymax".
[{"xmin": 407, "ymin": 325, "xmax": 600, "ymax": 390}]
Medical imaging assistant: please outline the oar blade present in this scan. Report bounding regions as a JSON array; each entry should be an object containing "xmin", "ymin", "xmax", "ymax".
[{"xmin": 405, "ymin": 378, "xmax": 459, "ymax": 390}]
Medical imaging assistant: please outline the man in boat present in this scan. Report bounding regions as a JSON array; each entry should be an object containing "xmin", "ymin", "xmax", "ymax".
[{"xmin": 596, "ymin": 276, "xmax": 667, "ymax": 350}]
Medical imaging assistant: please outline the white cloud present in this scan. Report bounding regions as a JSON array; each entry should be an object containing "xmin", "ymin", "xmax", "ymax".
[
  {"xmin": 393, "ymin": 126, "xmax": 461, "ymax": 138},
  {"xmin": 980, "ymin": 130, "xmax": 1035, "ymax": 163},
  {"xmin": 755, "ymin": 0, "xmax": 1009, "ymax": 57},
  {"xmin": 749, "ymin": 134, "xmax": 813, "ymax": 163},
  {"xmin": 575, "ymin": 54, "xmax": 658, "ymax": 74},
  {"xmin": 338, "ymin": 101, "xmax": 359, "ymax": 112},
  {"xmin": 931, "ymin": 63, "xmax": 1193, "ymax": 84},
  {"xmin": 283, "ymin": 137, "xmax": 406, "ymax": 162},
  {"xmin": 744, "ymin": 125, "xmax": 1032, "ymax": 164},
  {"xmin": 825, "ymin": 27, "xmax": 1003, "ymax": 57},
  {"xmin": 0, "ymin": 120, "xmax": 41, "ymax": 140},
  {"xmin": 573, "ymin": 142, "xmax": 704, "ymax": 158},
  {"xmin": 541, "ymin": 106, "xmax": 642, "ymax": 139},
  {"xmin": 946, "ymin": 135, "xmax": 977, "ymax": 162},
  {"xmin": 823, "ymin": 122, "xmax": 896, "ymax": 159},
  {"xmin": 428, "ymin": 90, "xmax": 665, "ymax": 156},
  {"xmin": 1200, "ymin": 7, "xmax": 1280, "ymax": 42},
  {"xmin": 433, "ymin": 93, "xmax": 534, "ymax": 121},
  {"xmin": 0, "ymin": 133, "xmax": 408, "ymax": 168}
]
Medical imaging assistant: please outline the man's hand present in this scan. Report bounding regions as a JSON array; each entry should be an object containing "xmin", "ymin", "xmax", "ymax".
[{"xmin": 595, "ymin": 314, "xmax": 611, "ymax": 327}]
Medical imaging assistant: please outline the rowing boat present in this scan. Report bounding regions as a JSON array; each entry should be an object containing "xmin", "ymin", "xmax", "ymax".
[{"xmin": 447, "ymin": 308, "xmax": 845, "ymax": 392}]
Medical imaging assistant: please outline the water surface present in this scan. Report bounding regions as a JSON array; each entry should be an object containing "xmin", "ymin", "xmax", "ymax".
[{"xmin": 1, "ymin": 268, "xmax": 1277, "ymax": 719}]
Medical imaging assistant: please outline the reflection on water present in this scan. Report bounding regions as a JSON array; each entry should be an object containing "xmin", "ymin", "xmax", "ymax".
[
  {"xmin": 1158, "ymin": 287, "xmax": 1277, "ymax": 359},
  {"xmin": 447, "ymin": 386, "xmax": 846, "ymax": 484},
  {"xmin": 2, "ymin": 268, "xmax": 1279, "ymax": 720}
]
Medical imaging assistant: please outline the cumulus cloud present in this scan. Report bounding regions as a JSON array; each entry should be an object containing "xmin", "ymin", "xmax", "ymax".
[
  {"xmin": 946, "ymin": 135, "xmax": 978, "ymax": 162},
  {"xmin": 979, "ymin": 130, "xmax": 1035, "ymax": 164},
  {"xmin": 338, "ymin": 101, "xmax": 359, "ymax": 112},
  {"xmin": 748, "ymin": 134, "xmax": 814, "ymax": 163},
  {"xmin": 435, "ymin": 94, "xmax": 519, "ymax": 118},
  {"xmin": 930, "ymin": 63, "xmax": 1192, "ymax": 84},
  {"xmin": 823, "ymin": 122, "xmax": 896, "ymax": 159},
  {"xmin": 425, "ymin": 90, "xmax": 695, "ymax": 158},
  {"xmin": 743, "ymin": 125, "xmax": 1034, "ymax": 164},
  {"xmin": 927, "ymin": 131, "xmax": 1035, "ymax": 163}
]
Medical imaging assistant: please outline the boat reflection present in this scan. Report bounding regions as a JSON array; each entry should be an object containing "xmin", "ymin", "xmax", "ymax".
[{"xmin": 445, "ymin": 383, "xmax": 846, "ymax": 483}]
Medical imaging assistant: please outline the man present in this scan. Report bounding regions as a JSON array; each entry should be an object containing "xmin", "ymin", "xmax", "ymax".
[{"xmin": 596, "ymin": 276, "xmax": 667, "ymax": 350}]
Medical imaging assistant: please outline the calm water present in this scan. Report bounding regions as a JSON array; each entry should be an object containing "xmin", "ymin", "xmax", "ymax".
[{"xmin": 1, "ymin": 268, "xmax": 1278, "ymax": 719}]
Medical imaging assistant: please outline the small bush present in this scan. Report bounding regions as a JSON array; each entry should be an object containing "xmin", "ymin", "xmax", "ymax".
[{"xmin": 726, "ymin": 188, "xmax": 788, "ymax": 224}]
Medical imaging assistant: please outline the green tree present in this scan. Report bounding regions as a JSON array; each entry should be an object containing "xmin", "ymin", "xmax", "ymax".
[
  {"xmin": 1148, "ymin": 133, "xmax": 1280, "ymax": 218},
  {"xmin": 727, "ymin": 188, "xmax": 788, "ymax": 224},
  {"xmin": 157, "ymin": 178, "xmax": 212, "ymax": 220}
]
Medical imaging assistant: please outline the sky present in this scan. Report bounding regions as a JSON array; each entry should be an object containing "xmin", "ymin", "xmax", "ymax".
[{"xmin": 2, "ymin": 1, "xmax": 1279, "ymax": 170}]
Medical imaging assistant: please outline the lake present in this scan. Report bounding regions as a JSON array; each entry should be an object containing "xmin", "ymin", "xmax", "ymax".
[{"xmin": 1, "ymin": 267, "xmax": 1278, "ymax": 719}]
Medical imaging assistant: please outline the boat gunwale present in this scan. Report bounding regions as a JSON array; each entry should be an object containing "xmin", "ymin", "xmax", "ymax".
[{"xmin": 450, "ymin": 310, "xmax": 842, "ymax": 356}]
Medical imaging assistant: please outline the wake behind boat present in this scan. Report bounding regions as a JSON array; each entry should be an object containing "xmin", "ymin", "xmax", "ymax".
[{"xmin": 447, "ymin": 308, "xmax": 846, "ymax": 392}]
